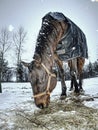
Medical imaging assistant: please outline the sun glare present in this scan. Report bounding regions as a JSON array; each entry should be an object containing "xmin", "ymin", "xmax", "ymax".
[
  {"xmin": 91, "ymin": 0, "xmax": 98, "ymax": 2},
  {"xmin": 8, "ymin": 25, "xmax": 14, "ymax": 32}
]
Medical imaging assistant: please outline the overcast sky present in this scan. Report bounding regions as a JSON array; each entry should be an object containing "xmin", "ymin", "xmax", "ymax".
[{"xmin": 0, "ymin": 0, "xmax": 98, "ymax": 66}]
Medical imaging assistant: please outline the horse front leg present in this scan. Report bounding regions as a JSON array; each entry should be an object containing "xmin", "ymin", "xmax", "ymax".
[
  {"xmin": 69, "ymin": 76, "xmax": 74, "ymax": 91},
  {"xmin": 78, "ymin": 73, "xmax": 84, "ymax": 92},
  {"xmin": 58, "ymin": 65, "xmax": 67, "ymax": 98},
  {"xmin": 71, "ymin": 70, "xmax": 79, "ymax": 93},
  {"xmin": 54, "ymin": 53, "xmax": 67, "ymax": 99}
]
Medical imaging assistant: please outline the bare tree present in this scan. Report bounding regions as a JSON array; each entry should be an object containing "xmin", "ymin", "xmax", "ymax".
[
  {"xmin": 0, "ymin": 27, "xmax": 11, "ymax": 92},
  {"xmin": 13, "ymin": 26, "xmax": 27, "ymax": 81},
  {"xmin": 0, "ymin": 53, "xmax": 2, "ymax": 93}
]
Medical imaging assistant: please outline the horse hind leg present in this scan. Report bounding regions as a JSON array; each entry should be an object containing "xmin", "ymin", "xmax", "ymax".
[
  {"xmin": 68, "ymin": 59, "xmax": 79, "ymax": 93},
  {"xmin": 77, "ymin": 57, "xmax": 85, "ymax": 92},
  {"xmin": 79, "ymin": 74, "xmax": 83, "ymax": 91},
  {"xmin": 71, "ymin": 70, "xmax": 79, "ymax": 93}
]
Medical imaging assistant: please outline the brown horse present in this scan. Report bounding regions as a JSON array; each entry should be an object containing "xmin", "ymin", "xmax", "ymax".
[{"xmin": 22, "ymin": 12, "xmax": 88, "ymax": 109}]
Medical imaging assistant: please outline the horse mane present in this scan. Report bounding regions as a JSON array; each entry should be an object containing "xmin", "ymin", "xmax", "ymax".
[{"xmin": 33, "ymin": 14, "xmax": 55, "ymax": 59}]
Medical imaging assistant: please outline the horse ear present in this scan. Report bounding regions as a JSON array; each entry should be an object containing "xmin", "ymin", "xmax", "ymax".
[{"xmin": 21, "ymin": 61, "xmax": 30, "ymax": 67}]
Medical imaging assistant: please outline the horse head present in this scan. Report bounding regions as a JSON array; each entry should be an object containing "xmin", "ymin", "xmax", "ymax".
[{"xmin": 22, "ymin": 59, "xmax": 57, "ymax": 109}]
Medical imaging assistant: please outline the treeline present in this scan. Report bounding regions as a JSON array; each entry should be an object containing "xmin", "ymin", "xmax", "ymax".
[
  {"xmin": 1, "ymin": 57, "xmax": 98, "ymax": 82},
  {"xmin": 0, "ymin": 58, "xmax": 29, "ymax": 82},
  {"xmin": 0, "ymin": 26, "xmax": 27, "ymax": 92},
  {"xmin": 65, "ymin": 60, "xmax": 98, "ymax": 80},
  {"xmin": 83, "ymin": 61, "xmax": 98, "ymax": 78}
]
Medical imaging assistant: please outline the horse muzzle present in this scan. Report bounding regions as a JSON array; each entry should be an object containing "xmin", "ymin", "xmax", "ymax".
[
  {"xmin": 35, "ymin": 95, "xmax": 50, "ymax": 109},
  {"xmin": 37, "ymin": 103, "xmax": 48, "ymax": 109}
]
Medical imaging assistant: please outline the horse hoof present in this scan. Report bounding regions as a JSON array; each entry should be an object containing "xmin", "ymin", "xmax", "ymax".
[
  {"xmin": 80, "ymin": 89, "xmax": 85, "ymax": 94},
  {"xmin": 60, "ymin": 95, "xmax": 66, "ymax": 100},
  {"xmin": 74, "ymin": 90, "xmax": 79, "ymax": 93},
  {"xmin": 74, "ymin": 92, "xmax": 80, "ymax": 96},
  {"xmin": 80, "ymin": 88, "xmax": 84, "ymax": 92},
  {"xmin": 69, "ymin": 88, "xmax": 73, "ymax": 91}
]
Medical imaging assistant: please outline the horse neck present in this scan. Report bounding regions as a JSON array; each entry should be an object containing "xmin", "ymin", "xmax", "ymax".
[
  {"xmin": 41, "ymin": 51, "xmax": 54, "ymax": 71},
  {"xmin": 41, "ymin": 29, "xmax": 64, "ymax": 69}
]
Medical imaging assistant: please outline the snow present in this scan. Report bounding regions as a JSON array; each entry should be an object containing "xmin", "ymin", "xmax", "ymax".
[
  {"xmin": 0, "ymin": 83, "xmax": 32, "ymax": 110},
  {"xmin": 0, "ymin": 77, "xmax": 98, "ymax": 111},
  {"xmin": 0, "ymin": 77, "xmax": 98, "ymax": 129},
  {"xmin": 0, "ymin": 83, "xmax": 39, "ymax": 115}
]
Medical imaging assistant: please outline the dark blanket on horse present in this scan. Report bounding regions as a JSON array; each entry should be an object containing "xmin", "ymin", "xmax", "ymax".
[{"xmin": 47, "ymin": 12, "xmax": 88, "ymax": 61}]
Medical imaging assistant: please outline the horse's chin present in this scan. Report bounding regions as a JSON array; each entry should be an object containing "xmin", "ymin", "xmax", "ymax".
[{"xmin": 34, "ymin": 95, "xmax": 50, "ymax": 109}]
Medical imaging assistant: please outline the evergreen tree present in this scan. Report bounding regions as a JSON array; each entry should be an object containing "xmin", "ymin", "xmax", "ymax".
[
  {"xmin": 3, "ymin": 67, "xmax": 13, "ymax": 82},
  {"xmin": 23, "ymin": 67, "xmax": 29, "ymax": 82},
  {"xmin": 16, "ymin": 63, "xmax": 24, "ymax": 82},
  {"xmin": 88, "ymin": 61, "xmax": 93, "ymax": 77},
  {"xmin": 94, "ymin": 61, "xmax": 98, "ymax": 72},
  {"xmin": 0, "ymin": 27, "xmax": 11, "ymax": 92}
]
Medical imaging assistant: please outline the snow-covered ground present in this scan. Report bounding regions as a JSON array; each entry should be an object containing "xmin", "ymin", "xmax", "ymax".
[
  {"xmin": 0, "ymin": 77, "xmax": 98, "ymax": 111},
  {"xmin": 0, "ymin": 77, "xmax": 98, "ymax": 130}
]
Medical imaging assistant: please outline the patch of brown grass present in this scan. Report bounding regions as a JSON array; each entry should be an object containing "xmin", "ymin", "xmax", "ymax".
[{"xmin": 13, "ymin": 97, "xmax": 98, "ymax": 130}]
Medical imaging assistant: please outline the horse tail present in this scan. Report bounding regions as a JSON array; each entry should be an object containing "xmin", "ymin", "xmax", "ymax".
[
  {"xmin": 77, "ymin": 57, "xmax": 85, "ymax": 75},
  {"xmin": 68, "ymin": 58, "xmax": 78, "ymax": 79},
  {"xmin": 68, "ymin": 57, "xmax": 85, "ymax": 77}
]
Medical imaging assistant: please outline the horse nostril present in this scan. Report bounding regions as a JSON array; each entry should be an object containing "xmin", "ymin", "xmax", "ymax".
[{"xmin": 37, "ymin": 104, "xmax": 44, "ymax": 109}]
